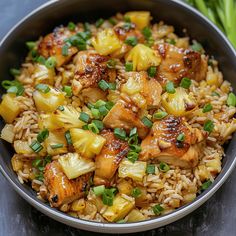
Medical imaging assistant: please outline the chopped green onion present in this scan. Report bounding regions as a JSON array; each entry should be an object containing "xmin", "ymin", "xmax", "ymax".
[
  {"xmin": 67, "ymin": 21, "xmax": 76, "ymax": 31},
  {"xmin": 129, "ymin": 144, "xmax": 141, "ymax": 153},
  {"xmin": 93, "ymin": 185, "xmax": 105, "ymax": 196},
  {"xmin": 1, "ymin": 80, "xmax": 14, "ymax": 89},
  {"xmin": 142, "ymin": 27, "xmax": 152, "ymax": 39},
  {"xmin": 37, "ymin": 55, "xmax": 46, "ymax": 64},
  {"xmin": 105, "ymin": 101, "xmax": 114, "ymax": 110},
  {"xmin": 108, "ymin": 18, "xmax": 117, "ymax": 25},
  {"xmin": 201, "ymin": 180, "xmax": 212, "ymax": 190},
  {"xmin": 79, "ymin": 112, "xmax": 90, "ymax": 123},
  {"xmin": 30, "ymin": 140, "xmax": 43, "ymax": 153},
  {"xmin": 2, "ymin": 80, "xmax": 24, "ymax": 96},
  {"xmin": 10, "ymin": 68, "xmax": 21, "ymax": 76},
  {"xmin": 141, "ymin": 116, "xmax": 153, "ymax": 128},
  {"xmin": 57, "ymin": 105, "xmax": 64, "ymax": 111},
  {"xmin": 98, "ymin": 79, "xmax": 110, "ymax": 91},
  {"xmin": 32, "ymin": 159, "xmax": 42, "ymax": 168},
  {"xmin": 146, "ymin": 37, "xmax": 154, "ymax": 47},
  {"xmin": 87, "ymin": 103, "xmax": 95, "ymax": 109},
  {"xmin": 203, "ymin": 120, "xmax": 214, "ymax": 133},
  {"xmin": 99, "ymin": 105, "xmax": 109, "ymax": 116},
  {"xmin": 125, "ymin": 36, "xmax": 138, "ymax": 46},
  {"xmin": 108, "ymin": 82, "xmax": 116, "ymax": 90},
  {"xmin": 88, "ymin": 123, "xmax": 99, "ymax": 134},
  {"xmin": 124, "ymin": 15, "xmax": 131, "ymax": 22},
  {"xmin": 127, "ymin": 151, "xmax": 138, "ymax": 163},
  {"xmin": 129, "ymin": 127, "xmax": 138, "ymax": 137},
  {"xmin": 114, "ymin": 128, "xmax": 127, "ymax": 140},
  {"xmin": 159, "ymin": 162, "xmax": 170, "ymax": 172},
  {"xmin": 122, "ymin": 22, "xmax": 133, "ymax": 30},
  {"xmin": 212, "ymin": 91, "xmax": 220, "ymax": 97},
  {"xmin": 94, "ymin": 100, "xmax": 106, "ymax": 108},
  {"xmin": 166, "ymin": 38, "xmax": 176, "ymax": 45},
  {"xmin": 131, "ymin": 187, "xmax": 141, "ymax": 198},
  {"xmin": 7, "ymin": 86, "xmax": 18, "ymax": 94},
  {"xmin": 146, "ymin": 164, "xmax": 155, "ymax": 174},
  {"xmin": 37, "ymin": 129, "xmax": 49, "ymax": 143},
  {"xmin": 128, "ymin": 135, "xmax": 138, "ymax": 146},
  {"xmin": 91, "ymin": 108, "xmax": 100, "ymax": 119},
  {"xmin": 50, "ymin": 143, "xmax": 64, "ymax": 149},
  {"xmin": 84, "ymin": 22, "xmax": 90, "ymax": 32},
  {"xmin": 65, "ymin": 130, "xmax": 72, "ymax": 145},
  {"xmin": 165, "ymin": 81, "xmax": 175, "ymax": 94},
  {"xmin": 62, "ymin": 44, "xmax": 69, "ymax": 56},
  {"xmin": 102, "ymin": 188, "xmax": 117, "ymax": 206},
  {"xmin": 35, "ymin": 84, "xmax": 50, "ymax": 93},
  {"xmin": 180, "ymin": 77, "xmax": 191, "ymax": 89},
  {"xmin": 153, "ymin": 111, "xmax": 168, "ymax": 120},
  {"xmin": 62, "ymin": 85, "xmax": 72, "ymax": 97},
  {"xmin": 45, "ymin": 57, "xmax": 57, "ymax": 69},
  {"xmin": 92, "ymin": 120, "xmax": 104, "ymax": 131},
  {"xmin": 176, "ymin": 133, "xmax": 185, "ymax": 142},
  {"xmin": 117, "ymin": 219, "xmax": 126, "ymax": 223},
  {"xmin": 125, "ymin": 62, "xmax": 133, "ymax": 72},
  {"xmin": 147, "ymin": 66, "xmax": 157, "ymax": 77},
  {"xmin": 82, "ymin": 124, "xmax": 89, "ymax": 130},
  {"xmin": 227, "ymin": 92, "xmax": 236, "ymax": 107},
  {"xmin": 31, "ymin": 50, "xmax": 39, "ymax": 61},
  {"xmin": 95, "ymin": 18, "xmax": 104, "ymax": 28},
  {"xmin": 202, "ymin": 104, "xmax": 213, "ymax": 113},
  {"xmin": 26, "ymin": 41, "xmax": 36, "ymax": 50},
  {"xmin": 107, "ymin": 59, "xmax": 116, "ymax": 69},
  {"xmin": 77, "ymin": 31, "xmax": 91, "ymax": 41},
  {"xmin": 152, "ymin": 204, "xmax": 164, "ymax": 215},
  {"xmin": 191, "ymin": 41, "xmax": 203, "ymax": 52}
]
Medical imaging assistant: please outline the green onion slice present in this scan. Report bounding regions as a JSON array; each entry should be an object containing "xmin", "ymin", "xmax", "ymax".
[
  {"xmin": 165, "ymin": 81, "xmax": 176, "ymax": 94},
  {"xmin": 65, "ymin": 130, "xmax": 72, "ymax": 145},
  {"xmin": 45, "ymin": 57, "xmax": 57, "ymax": 69},
  {"xmin": 227, "ymin": 92, "xmax": 236, "ymax": 107},
  {"xmin": 79, "ymin": 112, "xmax": 90, "ymax": 123},
  {"xmin": 146, "ymin": 164, "xmax": 155, "ymax": 174},
  {"xmin": 147, "ymin": 66, "xmax": 157, "ymax": 77},
  {"xmin": 93, "ymin": 185, "xmax": 105, "ymax": 196},
  {"xmin": 35, "ymin": 84, "xmax": 50, "ymax": 93},
  {"xmin": 37, "ymin": 129, "xmax": 49, "ymax": 143},
  {"xmin": 125, "ymin": 36, "xmax": 138, "ymax": 46},
  {"xmin": 114, "ymin": 128, "xmax": 127, "ymax": 140},
  {"xmin": 159, "ymin": 162, "xmax": 170, "ymax": 172},
  {"xmin": 125, "ymin": 62, "xmax": 133, "ymax": 72},
  {"xmin": 141, "ymin": 116, "xmax": 153, "ymax": 128},
  {"xmin": 131, "ymin": 187, "xmax": 141, "ymax": 198},
  {"xmin": 202, "ymin": 104, "xmax": 213, "ymax": 113},
  {"xmin": 62, "ymin": 85, "xmax": 72, "ymax": 97},
  {"xmin": 153, "ymin": 111, "xmax": 168, "ymax": 120},
  {"xmin": 98, "ymin": 79, "xmax": 110, "ymax": 91},
  {"xmin": 152, "ymin": 204, "xmax": 164, "ymax": 215},
  {"xmin": 30, "ymin": 140, "xmax": 43, "ymax": 153},
  {"xmin": 50, "ymin": 143, "xmax": 64, "ymax": 149},
  {"xmin": 203, "ymin": 120, "xmax": 214, "ymax": 133},
  {"xmin": 180, "ymin": 77, "xmax": 191, "ymax": 89}
]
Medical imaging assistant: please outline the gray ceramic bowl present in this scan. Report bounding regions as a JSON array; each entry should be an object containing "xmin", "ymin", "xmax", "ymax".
[{"xmin": 0, "ymin": 0, "xmax": 236, "ymax": 233}]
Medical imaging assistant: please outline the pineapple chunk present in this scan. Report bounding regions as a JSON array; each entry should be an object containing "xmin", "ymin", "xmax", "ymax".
[
  {"xmin": 71, "ymin": 198, "xmax": 86, "ymax": 212},
  {"xmin": 58, "ymin": 153, "xmax": 95, "ymax": 179},
  {"xmin": 102, "ymin": 194, "xmax": 135, "ymax": 222},
  {"xmin": 206, "ymin": 158, "xmax": 221, "ymax": 174},
  {"xmin": 14, "ymin": 140, "xmax": 33, "ymax": 154},
  {"xmin": 11, "ymin": 155, "xmax": 23, "ymax": 171},
  {"xmin": 38, "ymin": 114, "xmax": 58, "ymax": 130},
  {"xmin": 125, "ymin": 11, "xmax": 151, "ymax": 30},
  {"xmin": 117, "ymin": 179, "xmax": 133, "ymax": 195},
  {"xmin": 70, "ymin": 128, "xmax": 106, "ymax": 158},
  {"xmin": 127, "ymin": 209, "xmax": 146, "ymax": 222},
  {"xmin": 0, "ymin": 124, "xmax": 14, "ymax": 143},
  {"xmin": 161, "ymin": 87, "xmax": 197, "ymax": 116},
  {"xmin": 33, "ymin": 87, "xmax": 65, "ymax": 113},
  {"xmin": 45, "ymin": 130, "xmax": 67, "ymax": 155},
  {"xmin": 125, "ymin": 44, "xmax": 161, "ymax": 71},
  {"xmin": 0, "ymin": 94, "xmax": 21, "ymax": 123},
  {"xmin": 52, "ymin": 105, "xmax": 85, "ymax": 130},
  {"xmin": 121, "ymin": 75, "xmax": 142, "ymax": 95},
  {"xmin": 91, "ymin": 29, "xmax": 122, "ymax": 56},
  {"xmin": 32, "ymin": 64, "xmax": 55, "ymax": 85},
  {"xmin": 118, "ymin": 159, "xmax": 147, "ymax": 182}
]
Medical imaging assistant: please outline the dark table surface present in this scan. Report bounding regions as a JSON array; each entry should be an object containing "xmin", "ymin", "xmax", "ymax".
[{"xmin": 0, "ymin": 0, "xmax": 236, "ymax": 235}]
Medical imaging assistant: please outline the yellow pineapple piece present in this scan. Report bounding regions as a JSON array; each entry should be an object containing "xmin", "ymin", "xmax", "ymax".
[
  {"xmin": 127, "ymin": 209, "xmax": 146, "ymax": 222},
  {"xmin": 32, "ymin": 64, "xmax": 55, "ymax": 85},
  {"xmin": 125, "ymin": 11, "xmax": 151, "ymax": 29}
]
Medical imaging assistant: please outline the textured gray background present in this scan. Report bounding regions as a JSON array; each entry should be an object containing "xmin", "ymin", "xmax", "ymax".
[{"xmin": 0, "ymin": 0, "xmax": 236, "ymax": 235}]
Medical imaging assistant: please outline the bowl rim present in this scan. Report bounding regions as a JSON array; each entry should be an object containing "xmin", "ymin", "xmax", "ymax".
[{"xmin": 1, "ymin": 0, "xmax": 236, "ymax": 233}]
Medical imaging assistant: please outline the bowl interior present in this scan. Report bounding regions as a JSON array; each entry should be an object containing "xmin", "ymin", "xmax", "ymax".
[{"xmin": 0, "ymin": 0, "xmax": 236, "ymax": 233}]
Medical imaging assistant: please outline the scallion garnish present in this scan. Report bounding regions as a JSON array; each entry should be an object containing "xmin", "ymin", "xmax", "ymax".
[
  {"xmin": 191, "ymin": 41, "xmax": 203, "ymax": 52},
  {"xmin": 125, "ymin": 36, "xmax": 138, "ymax": 46},
  {"xmin": 95, "ymin": 18, "xmax": 104, "ymax": 28},
  {"xmin": 129, "ymin": 127, "xmax": 138, "ymax": 137},
  {"xmin": 108, "ymin": 17, "xmax": 117, "ymax": 25},
  {"xmin": 65, "ymin": 130, "xmax": 72, "ymax": 145},
  {"xmin": 147, "ymin": 66, "xmax": 157, "ymax": 77},
  {"xmin": 79, "ymin": 112, "xmax": 90, "ymax": 123},
  {"xmin": 108, "ymin": 82, "xmax": 116, "ymax": 90},
  {"xmin": 107, "ymin": 59, "xmax": 116, "ymax": 69},
  {"xmin": 125, "ymin": 62, "xmax": 133, "ymax": 72},
  {"xmin": 35, "ymin": 84, "xmax": 50, "ymax": 93},
  {"xmin": 98, "ymin": 79, "xmax": 110, "ymax": 91},
  {"xmin": 91, "ymin": 108, "xmax": 100, "ymax": 119},
  {"xmin": 88, "ymin": 123, "xmax": 99, "ymax": 134},
  {"xmin": 2, "ymin": 80, "xmax": 24, "ymax": 96},
  {"xmin": 50, "ymin": 143, "xmax": 64, "ymax": 149},
  {"xmin": 165, "ymin": 81, "xmax": 176, "ymax": 94},
  {"xmin": 62, "ymin": 44, "xmax": 69, "ymax": 56},
  {"xmin": 37, "ymin": 129, "xmax": 49, "ymax": 143},
  {"xmin": 91, "ymin": 120, "xmax": 104, "ymax": 131},
  {"xmin": 180, "ymin": 77, "xmax": 191, "ymax": 89},
  {"xmin": 94, "ymin": 100, "xmax": 106, "ymax": 108},
  {"xmin": 146, "ymin": 164, "xmax": 155, "ymax": 174},
  {"xmin": 102, "ymin": 188, "xmax": 117, "ymax": 206},
  {"xmin": 176, "ymin": 133, "xmax": 185, "ymax": 142},
  {"xmin": 129, "ymin": 144, "xmax": 141, "ymax": 153},
  {"xmin": 127, "ymin": 151, "xmax": 138, "ymax": 163},
  {"xmin": 131, "ymin": 187, "xmax": 141, "ymax": 198},
  {"xmin": 93, "ymin": 185, "xmax": 105, "ymax": 196},
  {"xmin": 159, "ymin": 162, "xmax": 170, "ymax": 172},
  {"xmin": 202, "ymin": 104, "xmax": 213, "ymax": 113},
  {"xmin": 153, "ymin": 111, "xmax": 168, "ymax": 120},
  {"xmin": 203, "ymin": 120, "xmax": 214, "ymax": 133},
  {"xmin": 142, "ymin": 27, "xmax": 152, "ymax": 39},
  {"xmin": 30, "ymin": 140, "xmax": 43, "ymax": 153},
  {"xmin": 67, "ymin": 21, "xmax": 76, "ymax": 31},
  {"xmin": 26, "ymin": 41, "xmax": 36, "ymax": 50},
  {"xmin": 114, "ymin": 128, "xmax": 127, "ymax": 140},
  {"xmin": 141, "ymin": 116, "xmax": 153, "ymax": 128},
  {"xmin": 201, "ymin": 180, "xmax": 212, "ymax": 190},
  {"xmin": 98, "ymin": 105, "xmax": 109, "ymax": 116},
  {"xmin": 57, "ymin": 105, "xmax": 64, "ymax": 111},
  {"xmin": 152, "ymin": 204, "xmax": 164, "ymax": 215},
  {"xmin": 45, "ymin": 56, "xmax": 57, "ymax": 69},
  {"xmin": 166, "ymin": 38, "xmax": 176, "ymax": 45},
  {"xmin": 37, "ymin": 55, "xmax": 46, "ymax": 65},
  {"xmin": 227, "ymin": 92, "xmax": 236, "ymax": 107},
  {"xmin": 62, "ymin": 85, "xmax": 72, "ymax": 97},
  {"xmin": 105, "ymin": 101, "xmax": 114, "ymax": 110}
]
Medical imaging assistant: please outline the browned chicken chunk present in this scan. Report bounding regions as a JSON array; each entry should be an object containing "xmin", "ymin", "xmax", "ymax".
[
  {"xmin": 103, "ymin": 100, "xmax": 149, "ymax": 138},
  {"xmin": 155, "ymin": 43, "xmax": 208, "ymax": 86},
  {"xmin": 44, "ymin": 161, "xmax": 91, "ymax": 207},
  {"xmin": 139, "ymin": 116, "xmax": 205, "ymax": 168},
  {"xmin": 73, "ymin": 51, "xmax": 110, "ymax": 89},
  {"xmin": 38, "ymin": 26, "xmax": 78, "ymax": 67},
  {"xmin": 94, "ymin": 130, "xmax": 129, "ymax": 186}
]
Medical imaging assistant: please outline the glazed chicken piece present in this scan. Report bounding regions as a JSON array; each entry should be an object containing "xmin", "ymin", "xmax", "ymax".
[
  {"xmin": 73, "ymin": 51, "xmax": 112, "ymax": 90},
  {"xmin": 139, "ymin": 116, "xmax": 205, "ymax": 168},
  {"xmin": 38, "ymin": 26, "xmax": 78, "ymax": 67},
  {"xmin": 155, "ymin": 43, "xmax": 208, "ymax": 86},
  {"xmin": 94, "ymin": 130, "xmax": 129, "ymax": 186},
  {"xmin": 103, "ymin": 100, "xmax": 149, "ymax": 139},
  {"xmin": 44, "ymin": 161, "xmax": 91, "ymax": 207},
  {"xmin": 122, "ymin": 72, "xmax": 162, "ymax": 108}
]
